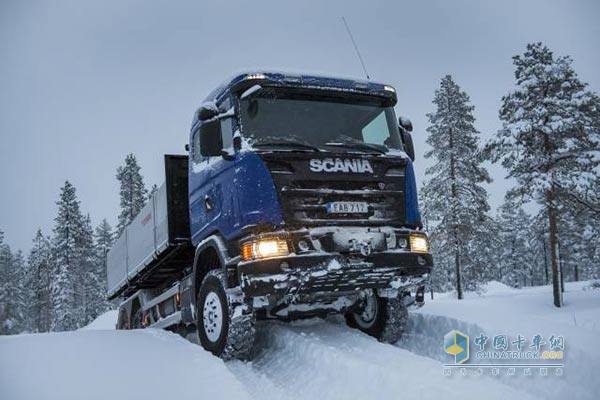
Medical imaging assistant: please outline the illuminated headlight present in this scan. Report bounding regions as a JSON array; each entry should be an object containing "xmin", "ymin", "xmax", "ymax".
[
  {"xmin": 383, "ymin": 85, "xmax": 396, "ymax": 93},
  {"xmin": 241, "ymin": 238, "xmax": 289, "ymax": 261},
  {"xmin": 409, "ymin": 234, "xmax": 429, "ymax": 253}
]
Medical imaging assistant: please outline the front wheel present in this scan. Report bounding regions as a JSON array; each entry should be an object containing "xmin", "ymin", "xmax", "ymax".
[
  {"xmin": 196, "ymin": 269, "xmax": 256, "ymax": 360},
  {"xmin": 345, "ymin": 291, "xmax": 408, "ymax": 343}
]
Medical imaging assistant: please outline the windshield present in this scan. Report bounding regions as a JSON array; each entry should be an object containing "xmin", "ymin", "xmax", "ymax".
[{"xmin": 238, "ymin": 90, "xmax": 403, "ymax": 153}]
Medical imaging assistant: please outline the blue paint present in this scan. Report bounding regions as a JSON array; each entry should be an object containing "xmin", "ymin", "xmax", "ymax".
[
  {"xmin": 404, "ymin": 159, "xmax": 422, "ymax": 226},
  {"xmin": 188, "ymin": 150, "xmax": 283, "ymax": 246}
]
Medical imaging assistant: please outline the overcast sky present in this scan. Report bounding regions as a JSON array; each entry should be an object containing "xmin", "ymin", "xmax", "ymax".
[{"xmin": 1, "ymin": 0, "xmax": 599, "ymax": 251}]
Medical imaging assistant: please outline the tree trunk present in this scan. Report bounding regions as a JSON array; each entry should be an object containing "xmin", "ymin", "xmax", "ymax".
[
  {"xmin": 448, "ymin": 125, "xmax": 463, "ymax": 300},
  {"xmin": 546, "ymin": 187, "xmax": 562, "ymax": 308},
  {"xmin": 557, "ymin": 239, "xmax": 565, "ymax": 293},
  {"xmin": 455, "ymin": 248, "xmax": 463, "ymax": 300},
  {"xmin": 574, "ymin": 264, "xmax": 579, "ymax": 281},
  {"xmin": 542, "ymin": 236, "xmax": 549, "ymax": 284}
]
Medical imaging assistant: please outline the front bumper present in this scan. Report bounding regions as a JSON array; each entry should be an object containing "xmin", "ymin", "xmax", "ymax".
[{"xmin": 238, "ymin": 250, "xmax": 432, "ymax": 298}]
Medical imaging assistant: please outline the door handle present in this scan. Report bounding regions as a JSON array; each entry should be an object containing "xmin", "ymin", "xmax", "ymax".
[{"xmin": 204, "ymin": 195, "xmax": 214, "ymax": 211}]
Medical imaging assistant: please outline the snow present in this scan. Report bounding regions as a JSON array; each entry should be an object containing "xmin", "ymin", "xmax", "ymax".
[
  {"xmin": 0, "ymin": 329, "xmax": 250, "ymax": 400},
  {"xmin": 240, "ymin": 84, "xmax": 262, "ymax": 99},
  {"xmin": 80, "ymin": 309, "xmax": 118, "ymax": 330},
  {"xmin": 400, "ymin": 281, "xmax": 600, "ymax": 400},
  {"xmin": 1, "ymin": 281, "xmax": 598, "ymax": 400}
]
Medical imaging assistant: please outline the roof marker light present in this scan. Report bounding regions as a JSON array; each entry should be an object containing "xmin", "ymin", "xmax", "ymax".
[{"xmin": 246, "ymin": 73, "xmax": 266, "ymax": 80}]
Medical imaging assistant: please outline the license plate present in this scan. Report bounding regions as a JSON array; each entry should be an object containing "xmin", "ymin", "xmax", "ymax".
[{"xmin": 325, "ymin": 201, "xmax": 369, "ymax": 214}]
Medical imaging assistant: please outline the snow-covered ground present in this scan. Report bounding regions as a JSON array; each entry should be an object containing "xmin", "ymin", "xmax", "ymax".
[{"xmin": 1, "ymin": 281, "xmax": 598, "ymax": 400}]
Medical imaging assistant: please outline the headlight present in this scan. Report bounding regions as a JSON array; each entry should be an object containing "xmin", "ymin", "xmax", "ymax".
[
  {"xmin": 409, "ymin": 234, "xmax": 429, "ymax": 253},
  {"xmin": 241, "ymin": 238, "xmax": 289, "ymax": 261}
]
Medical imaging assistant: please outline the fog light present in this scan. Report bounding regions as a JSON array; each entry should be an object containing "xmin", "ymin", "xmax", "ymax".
[
  {"xmin": 241, "ymin": 238, "xmax": 289, "ymax": 261},
  {"xmin": 409, "ymin": 234, "xmax": 429, "ymax": 253}
]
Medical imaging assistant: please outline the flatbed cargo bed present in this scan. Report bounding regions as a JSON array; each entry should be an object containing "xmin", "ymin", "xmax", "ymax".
[{"xmin": 106, "ymin": 155, "xmax": 191, "ymax": 299}]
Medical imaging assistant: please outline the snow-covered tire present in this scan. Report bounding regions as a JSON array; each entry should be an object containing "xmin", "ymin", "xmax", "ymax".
[
  {"xmin": 131, "ymin": 307, "xmax": 143, "ymax": 329},
  {"xmin": 345, "ymin": 292, "xmax": 408, "ymax": 343},
  {"xmin": 117, "ymin": 308, "xmax": 130, "ymax": 330},
  {"xmin": 196, "ymin": 269, "xmax": 256, "ymax": 360}
]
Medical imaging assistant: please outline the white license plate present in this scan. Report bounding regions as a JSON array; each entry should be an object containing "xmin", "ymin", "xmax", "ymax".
[{"xmin": 326, "ymin": 201, "xmax": 369, "ymax": 214}]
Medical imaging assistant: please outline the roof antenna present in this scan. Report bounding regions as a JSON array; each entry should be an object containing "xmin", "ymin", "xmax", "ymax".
[{"xmin": 341, "ymin": 16, "xmax": 370, "ymax": 80}]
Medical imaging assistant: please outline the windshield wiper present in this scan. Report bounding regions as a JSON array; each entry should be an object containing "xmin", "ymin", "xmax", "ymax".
[
  {"xmin": 253, "ymin": 137, "xmax": 322, "ymax": 152},
  {"xmin": 324, "ymin": 136, "xmax": 388, "ymax": 154}
]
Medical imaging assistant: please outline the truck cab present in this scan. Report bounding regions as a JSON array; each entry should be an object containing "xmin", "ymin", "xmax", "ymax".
[{"xmin": 188, "ymin": 72, "xmax": 431, "ymax": 357}]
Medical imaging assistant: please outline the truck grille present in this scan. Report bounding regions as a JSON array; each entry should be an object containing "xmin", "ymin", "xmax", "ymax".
[{"xmin": 261, "ymin": 153, "xmax": 406, "ymax": 227}]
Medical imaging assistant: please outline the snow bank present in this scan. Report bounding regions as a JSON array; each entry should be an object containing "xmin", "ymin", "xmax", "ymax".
[
  {"xmin": 482, "ymin": 280, "xmax": 513, "ymax": 294},
  {"xmin": 399, "ymin": 281, "xmax": 600, "ymax": 400},
  {"xmin": 0, "ymin": 329, "xmax": 250, "ymax": 400},
  {"xmin": 228, "ymin": 319, "xmax": 538, "ymax": 400},
  {"xmin": 81, "ymin": 310, "xmax": 118, "ymax": 330}
]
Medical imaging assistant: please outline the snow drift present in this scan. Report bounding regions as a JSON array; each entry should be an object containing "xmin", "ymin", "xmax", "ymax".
[{"xmin": 0, "ymin": 329, "xmax": 249, "ymax": 400}]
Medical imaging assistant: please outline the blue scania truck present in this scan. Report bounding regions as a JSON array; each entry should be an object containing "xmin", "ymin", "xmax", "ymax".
[{"xmin": 107, "ymin": 71, "xmax": 432, "ymax": 359}]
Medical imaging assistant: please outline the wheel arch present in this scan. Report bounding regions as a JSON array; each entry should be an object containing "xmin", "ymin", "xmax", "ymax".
[{"xmin": 192, "ymin": 234, "xmax": 231, "ymax": 299}]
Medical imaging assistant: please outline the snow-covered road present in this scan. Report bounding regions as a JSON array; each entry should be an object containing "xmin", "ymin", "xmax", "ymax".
[
  {"xmin": 229, "ymin": 319, "xmax": 539, "ymax": 400},
  {"xmin": 1, "ymin": 281, "xmax": 598, "ymax": 400}
]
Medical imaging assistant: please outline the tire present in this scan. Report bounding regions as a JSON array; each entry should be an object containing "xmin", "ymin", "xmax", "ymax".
[
  {"xmin": 131, "ymin": 307, "xmax": 143, "ymax": 329},
  {"xmin": 117, "ymin": 308, "xmax": 130, "ymax": 330},
  {"xmin": 345, "ymin": 291, "xmax": 408, "ymax": 343},
  {"xmin": 196, "ymin": 269, "xmax": 256, "ymax": 360}
]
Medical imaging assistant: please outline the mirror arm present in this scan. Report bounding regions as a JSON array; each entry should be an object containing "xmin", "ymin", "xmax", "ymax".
[{"xmin": 221, "ymin": 149, "xmax": 235, "ymax": 161}]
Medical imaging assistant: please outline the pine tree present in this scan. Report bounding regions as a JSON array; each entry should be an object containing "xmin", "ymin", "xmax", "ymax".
[
  {"xmin": 78, "ymin": 215, "xmax": 96, "ymax": 325},
  {"xmin": 0, "ymin": 230, "xmax": 10, "ymax": 332},
  {"xmin": 486, "ymin": 43, "xmax": 598, "ymax": 307},
  {"xmin": 421, "ymin": 75, "xmax": 492, "ymax": 299},
  {"xmin": 0, "ymin": 232, "xmax": 23, "ymax": 334},
  {"xmin": 0, "ymin": 244, "xmax": 26, "ymax": 335},
  {"xmin": 25, "ymin": 230, "xmax": 53, "ymax": 332},
  {"xmin": 86, "ymin": 219, "xmax": 114, "ymax": 320},
  {"xmin": 496, "ymin": 200, "xmax": 535, "ymax": 288},
  {"xmin": 116, "ymin": 153, "xmax": 148, "ymax": 235},
  {"xmin": 50, "ymin": 181, "xmax": 86, "ymax": 331}
]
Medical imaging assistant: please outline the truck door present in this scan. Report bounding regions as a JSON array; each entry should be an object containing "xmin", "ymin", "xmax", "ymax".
[
  {"xmin": 207, "ymin": 97, "xmax": 240, "ymax": 240},
  {"xmin": 188, "ymin": 97, "xmax": 240, "ymax": 244},
  {"xmin": 188, "ymin": 126, "xmax": 217, "ymax": 244}
]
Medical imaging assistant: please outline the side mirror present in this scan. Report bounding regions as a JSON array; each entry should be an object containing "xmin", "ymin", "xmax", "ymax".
[
  {"xmin": 400, "ymin": 128, "xmax": 415, "ymax": 162},
  {"xmin": 200, "ymin": 119, "xmax": 222, "ymax": 157},
  {"xmin": 399, "ymin": 116, "xmax": 413, "ymax": 132}
]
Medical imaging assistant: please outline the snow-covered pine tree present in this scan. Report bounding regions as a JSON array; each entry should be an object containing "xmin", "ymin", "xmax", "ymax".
[
  {"xmin": 25, "ymin": 229, "xmax": 53, "ymax": 332},
  {"xmin": 486, "ymin": 42, "xmax": 598, "ymax": 307},
  {"xmin": 464, "ymin": 215, "xmax": 501, "ymax": 291},
  {"xmin": 12, "ymin": 251, "xmax": 27, "ymax": 331},
  {"xmin": 0, "ymin": 244, "xmax": 26, "ymax": 335},
  {"xmin": 78, "ymin": 214, "xmax": 97, "ymax": 326},
  {"xmin": 86, "ymin": 219, "xmax": 114, "ymax": 320},
  {"xmin": 496, "ymin": 199, "xmax": 535, "ymax": 288},
  {"xmin": 116, "ymin": 153, "xmax": 148, "ymax": 235},
  {"xmin": 0, "ymin": 233, "xmax": 24, "ymax": 335},
  {"xmin": 421, "ymin": 75, "xmax": 492, "ymax": 299},
  {"xmin": 50, "ymin": 181, "xmax": 86, "ymax": 331},
  {"xmin": 0, "ymin": 230, "xmax": 10, "ymax": 333}
]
